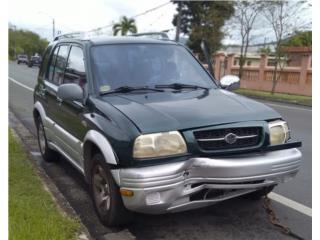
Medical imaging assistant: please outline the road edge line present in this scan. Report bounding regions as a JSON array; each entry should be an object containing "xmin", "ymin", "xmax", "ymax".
[
  {"xmin": 268, "ymin": 192, "xmax": 312, "ymax": 217},
  {"xmin": 9, "ymin": 77, "xmax": 34, "ymax": 92},
  {"xmin": 266, "ymin": 102, "xmax": 312, "ymax": 112}
]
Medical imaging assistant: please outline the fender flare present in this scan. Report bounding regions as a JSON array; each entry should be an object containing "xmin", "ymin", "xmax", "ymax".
[
  {"xmin": 83, "ymin": 130, "xmax": 118, "ymax": 166},
  {"xmin": 34, "ymin": 101, "xmax": 46, "ymax": 122}
]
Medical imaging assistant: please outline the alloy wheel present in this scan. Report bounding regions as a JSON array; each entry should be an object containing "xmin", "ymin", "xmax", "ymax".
[
  {"xmin": 38, "ymin": 122, "xmax": 46, "ymax": 155},
  {"xmin": 92, "ymin": 164, "xmax": 111, "ymax": 214}
]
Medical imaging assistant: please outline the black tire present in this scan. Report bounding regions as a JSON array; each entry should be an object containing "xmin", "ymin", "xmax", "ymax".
[
  {"xmin": 17, "ymin": 61, "xmax": 20, "ymax": 64},
  {"xmin": 90, "ymin": 153, "xmax": 132, "ymax": 226},
  {"xmin": 245, "ymin": 186, "xmax": 275, "ymax": 200},
  {"xmin": 36, "ymin": 116, "xmax": 59, "ymax": 162}
]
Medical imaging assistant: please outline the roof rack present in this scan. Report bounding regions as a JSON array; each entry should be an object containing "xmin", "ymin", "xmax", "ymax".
[
  {"xmin": 53, "ymin": 31, "xmax": 171, "ymax": 42},
  {"xmin": 130, "ymin": 32, "xmax": 170, "ymax": 40},
  {"xmin": 53, "ymin": 31, "xmax": 85, "ymax": 41}
]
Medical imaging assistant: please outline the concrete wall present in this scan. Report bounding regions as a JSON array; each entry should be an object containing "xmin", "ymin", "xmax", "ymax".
[{"xmin": 213, "ymin": 52, "xmax": 312, "ymax": 96}]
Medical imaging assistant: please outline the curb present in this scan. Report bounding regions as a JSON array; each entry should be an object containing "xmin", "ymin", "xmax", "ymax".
[
  {"xmin": 9, "ymin": 111, "xmax": 92, "ymax": 240},
  {"xmin": 237, "ymin": 94, "xmax": 312, "ymax": 108}
]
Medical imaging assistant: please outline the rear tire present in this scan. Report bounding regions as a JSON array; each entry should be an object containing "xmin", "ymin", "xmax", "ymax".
[
  {"xmin": 36, "ymin": 116, "xmax": 59, "ymax": 162},
  {"xmin": 245, "ymin": 186, "xmax": 275, "ymax": 200},
  {"xmin": 89, "ymin": 153, "xmax": 132, "ymax": 226}
]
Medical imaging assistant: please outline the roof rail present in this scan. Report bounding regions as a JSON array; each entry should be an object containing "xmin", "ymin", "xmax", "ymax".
[
  {"xmin": 53, "ymin": 31, "xmax": 171, "ymax": 42},
  {"xmin": 54, "ymin": 31, "xmax": 85, "ymax": 41},
  {"xmin": 130, "ymin": 32, "xmax": 170, "ymax": 40}
]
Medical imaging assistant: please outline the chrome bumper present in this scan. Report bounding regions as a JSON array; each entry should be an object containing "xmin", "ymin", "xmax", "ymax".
[{"xmin": 111, "ymin": 148, "xmax": 301, "ymax": 214}]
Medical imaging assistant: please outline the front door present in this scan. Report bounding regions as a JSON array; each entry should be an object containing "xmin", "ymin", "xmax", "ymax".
[{"xmin": 54, "ymin": 44, "xmax": 89, "ymax": 165}]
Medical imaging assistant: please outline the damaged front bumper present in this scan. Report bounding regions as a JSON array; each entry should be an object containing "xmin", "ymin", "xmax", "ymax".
[{"xmin": 111, "ymin": 148, "xmax": 301, "ymax": 214}]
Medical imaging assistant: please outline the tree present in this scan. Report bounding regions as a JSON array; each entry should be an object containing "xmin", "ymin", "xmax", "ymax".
[
  {"xmin": 232, "ymin": 1, "xmax": 263, "ymax": 80},
  {"xmin": 175, "ymin": 1, "xmax": 182, "ymax": 42},
  {"xmin": 259, "ymin": 46, "xmax": 271, "ymax": 55},
  {"xmin": 262, "ymin": 0, "xmax": 310, "ymax": 94},
  {"xmin": 112, "ymin": 16, "xmax": 137, "ymax": 36},
  {"xmin": 8, "ymin": 27, "xmax": 49, "ymax": 59},
  {"xmin": 172, "ymin": 1, "xmax": 235, "ymax": 59},
  {"xmin": 282, "ymin": 30, "xmax": 312, "ymax": 47}
]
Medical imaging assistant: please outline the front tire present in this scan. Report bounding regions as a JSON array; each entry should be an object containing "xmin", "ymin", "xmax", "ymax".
[
  {"xmin": 36, "ymin": 117, "xmax": 58, "ymax": 162},
  {"xmin": 90, "ymin": 153, "xmax": 132, "ymax": 226}
]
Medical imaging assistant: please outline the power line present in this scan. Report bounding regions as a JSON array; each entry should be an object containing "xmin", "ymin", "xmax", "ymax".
[
  {"xmin": 87, "ymin": 1, "xmax": 171, "ymax": 33},
  {"xmin": 149, "ymin": 13, "xmax": 166, "ymax": 27},
  {"xmin": 131, "ymin": 1, "xmax": 171, "ymax": 19}
]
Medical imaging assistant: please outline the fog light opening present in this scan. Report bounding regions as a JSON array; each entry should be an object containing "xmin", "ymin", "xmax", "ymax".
[{"xmin": 146, "ymin": 192, "xmax": 161, "ymax": 205}]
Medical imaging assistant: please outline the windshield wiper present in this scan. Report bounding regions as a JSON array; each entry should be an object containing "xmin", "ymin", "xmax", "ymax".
[
  {"xmin": 99, "ymin": 86, "xmax": 164, "ymax": 96},
  {"xmin": 155, "ymin": 83, "xmax": 208, "ymax": 90}
]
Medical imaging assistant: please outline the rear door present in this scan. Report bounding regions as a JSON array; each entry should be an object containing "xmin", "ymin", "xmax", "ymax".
[{"xmin": 35, "ymin": 45, "xmax": 52, "ymax": 115}]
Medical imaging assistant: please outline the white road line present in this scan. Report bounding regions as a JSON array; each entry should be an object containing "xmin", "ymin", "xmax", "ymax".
[
  {"xmin": 268, "ymin": 192, "xmax": 312, "ymax": 217},
  {"xmin": 266, "ymin": 102, "xmax": 312, "ymax": 112},
  {"xmin": 9, "ymin": 77, "xmax": 34, "ymax": 92}
]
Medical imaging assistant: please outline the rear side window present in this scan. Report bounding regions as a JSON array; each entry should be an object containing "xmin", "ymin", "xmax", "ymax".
[
  {"xmin": 63, "ymin": 46, "xmax": 86, "ymax": 88},
  {"xmin": 48, "ymin": 47, "xmax": 59, "ymax": 83},
  {"xmin": 39, "ymin": 45, "xmax": 52, "ymax": 80}
]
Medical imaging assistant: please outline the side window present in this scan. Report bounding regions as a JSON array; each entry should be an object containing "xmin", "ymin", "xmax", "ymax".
[
  {"xmin": 52, "ymin": 45, "xmax": 69, "ymax": 85},
  {"xmin": 48, "ymin": 46, "xmax": 59, "ymax": 82},
  {"xmin": 64, "ymin": 46, "xmax": 86, "ymax": 88},
  {"xmin": 39, "ymin": 45, "xmax": 52, "ymax": 80}
]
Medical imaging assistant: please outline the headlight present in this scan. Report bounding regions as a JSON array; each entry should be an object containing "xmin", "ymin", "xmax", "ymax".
[
  {"xmin": 133, "ymin": 131, "xmax": 187, "ymax": 159},
  {"xmin": 268, "ymin": 120, "xmax": 290, "ymax": 145}
]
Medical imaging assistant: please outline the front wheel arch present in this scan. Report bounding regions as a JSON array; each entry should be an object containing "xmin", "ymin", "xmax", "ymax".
[
  {"xmin": 83, "ymin": 140, "xmax": 117, "ymax": 183},
  {"xmin": 33, "ymin": 109, "xmax": 40, "ymax": 125}
]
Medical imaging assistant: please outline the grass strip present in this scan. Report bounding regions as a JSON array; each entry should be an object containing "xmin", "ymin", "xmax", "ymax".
[{"xmin": 9, "ymin": 129, "xmax": 80, "ymax": 240}]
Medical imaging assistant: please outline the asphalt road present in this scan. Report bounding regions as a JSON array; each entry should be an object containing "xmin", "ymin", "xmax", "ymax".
[{"xmin": 9, "ymin": 61, "xmax": 312, "ymax": 240}]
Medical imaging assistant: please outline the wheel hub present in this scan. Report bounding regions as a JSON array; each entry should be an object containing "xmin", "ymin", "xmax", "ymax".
[
  {"xmin": 93, "ymin": 165, "xmax": 111, "ymax": 212},
  {"xmin": 38, "ymin": 123, "xmax": 46, "ymax": 154}
]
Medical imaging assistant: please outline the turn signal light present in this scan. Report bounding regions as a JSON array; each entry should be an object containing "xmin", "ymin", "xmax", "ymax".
[{"xmin": 120, "ymin": 189, "xmax": 134, "ymax": 197}]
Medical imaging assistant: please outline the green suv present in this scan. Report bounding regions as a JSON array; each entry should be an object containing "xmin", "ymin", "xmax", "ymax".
[{"xmin": 33, "ymin": 35, "xmax": 302, "ymax": 226}]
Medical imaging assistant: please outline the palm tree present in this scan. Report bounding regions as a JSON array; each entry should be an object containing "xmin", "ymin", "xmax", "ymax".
[{"xmin": 113, "ymin": 16, "xmax": 138, "ymax": 36}]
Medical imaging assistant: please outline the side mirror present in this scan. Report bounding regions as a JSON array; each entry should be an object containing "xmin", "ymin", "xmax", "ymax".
[
  {"xmin": 57, "ymin": 83, "xmax": 83, "ymax": 102},
  {"xmin": 220, "ymin": 75, "xmax": 240, "ymax": 91}
]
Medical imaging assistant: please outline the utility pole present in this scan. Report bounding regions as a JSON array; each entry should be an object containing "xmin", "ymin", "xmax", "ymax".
[
  {"xmin": 13, "ymin": 25, "xmax": 17, "ymax": 59},
  {"xmin": 175, "ymin": 1, "xmax": 182, "ymax": 42},
  {"xmin": 38, "ymin": 12, "xmax": 55, "ymax": 41},
  {"xmin": 52, "ymin": 18, "xmax": 55, "ymax": 40}
]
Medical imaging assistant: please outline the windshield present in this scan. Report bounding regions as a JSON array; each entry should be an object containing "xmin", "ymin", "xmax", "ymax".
[{"xmin": 91, "ymin": 44, "xmax": 216, "ymax": 92}]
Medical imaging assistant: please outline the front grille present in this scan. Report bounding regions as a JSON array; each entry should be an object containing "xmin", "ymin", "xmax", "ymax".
[{"xmin": 194, "ymin": 127, "xmax": 262, "ymax": 151}]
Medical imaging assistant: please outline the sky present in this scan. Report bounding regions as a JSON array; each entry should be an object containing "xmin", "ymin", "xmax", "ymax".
[
  {"xmin": 8, "ymin": 0, "xmax": 312, "ymax": 45},
  {"xmin": 8, "ymin": 0, "xmax": 177, "ymax": 41}
]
